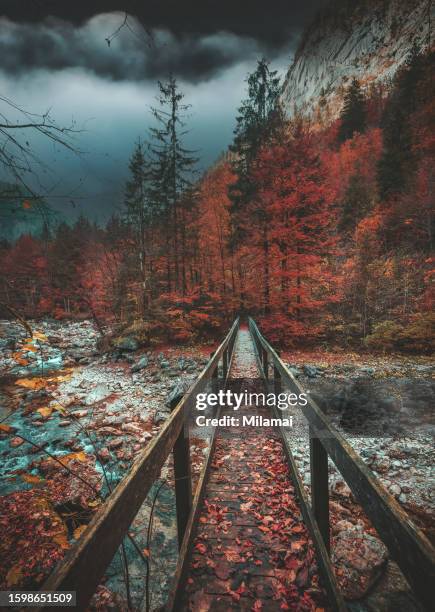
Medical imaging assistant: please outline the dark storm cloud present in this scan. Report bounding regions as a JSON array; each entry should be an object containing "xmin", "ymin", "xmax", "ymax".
[
  {"xmin": 2, "ymin": 1, "xmax": 327, "ymax": 46},
  {"xmin": 0, "ymin": 1, "xmax": 327, "ymax": 82},
  {"xmin": 0, "ymin": 17, "xmax": 267, "ymax": 82}
]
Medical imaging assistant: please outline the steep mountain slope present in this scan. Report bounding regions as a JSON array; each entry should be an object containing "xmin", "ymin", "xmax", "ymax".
[{"xmin": 282, "ymin": 0, "xmax": 433, "ymax": 119}]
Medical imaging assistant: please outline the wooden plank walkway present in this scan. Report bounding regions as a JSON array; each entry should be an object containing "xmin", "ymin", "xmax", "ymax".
[{"xmin": 179, "ymin": 328, "xmax": 329, "ymax": 610}]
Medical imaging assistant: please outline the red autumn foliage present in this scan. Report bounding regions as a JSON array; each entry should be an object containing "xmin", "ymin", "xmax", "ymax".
[{"xmin": 0, "ymin": 50, "xmax": 433, "ymax": 352}]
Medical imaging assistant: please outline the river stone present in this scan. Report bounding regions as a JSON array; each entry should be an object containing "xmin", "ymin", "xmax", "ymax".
[
  {"xmin": 114, "ymin": 336, "xmax": 139, "ymax": 351},
  {"xmin": 98, "ymin": 447, "xmax": 111, "ymax": 462},
  {"xmin": 389, "ymin": 483, "xmax": 401, "ymax": 496},
  {"xmin": 131, "ymin": 355, "xmax": 149, "ymax": 372},
  {"xmin": 121, "ymin": 423, "xmax": 142, "ymax": 436},
  {"xmin": 288, "ymin": 366, "xmax": 302, "ymax": 378},
  {"xmin": 108, "ymin": 438, "xmax": 123, "ymax": 449},
  {"xmin": 332, "ymin": 519, "xmax": 355, "ymax": 535},
  {"xmin": 303, "ymin": 364, "xmax": 319, "ymax": 377},
  {"xmin": 166, "ymin": 380, "xmax": 191, "ymax": 408},
  {"xmin": 333, "ymin": 530, "xmax": 388, "ymax": 599},
  {"xmin": 45, "ymin": 458, "xmax": 102, "ymax": 509},
  {"xmin": 98, "ymin": 426, "xmax": 122, "ymax": 436},
  {"xmin": 10, "ymin": 436, "xmax": 24, "ymax": 447},
  {"xmin": 85, "ymin": 383, "xmax": 111, "ymax": 405},
  {"xmin": 70, "ymin": 409, "xmax": 89, "ymax": 419},
  {"xmin": 154, "ymin": 410, "xmax": 169, "ymax": 424}
]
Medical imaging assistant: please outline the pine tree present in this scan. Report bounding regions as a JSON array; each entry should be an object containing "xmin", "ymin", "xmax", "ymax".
[
  {"xmin": 339, "ymin": 172, "xmax": 372, "ymax": 233},
  {"xmin": 338, "ymin": 78, "xmax": 366, "ymax": 142},
  {"xmin": 229, "ymin": 59, "xmax": 282, "ymax": 240},
  {"xmin": 124, "ymin": 140, "xmax": 153, "ymax": 313},
  {"xmin": 48, "ymin": 218, "xmax": 93, "ymax": 315},
  {"xmin": 149, "ymin": 76, "xmax": 198, "ymax": 293},
  {"xmin": 228, "ymin": 58, "xmax": 282, "ymax": 310},
  {"xmin": 377, "ymin": 45, "xmax": 424, "ymax": 199}
]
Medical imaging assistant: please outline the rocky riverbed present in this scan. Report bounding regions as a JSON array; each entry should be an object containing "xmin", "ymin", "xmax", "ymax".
[
  {"xmin": 0, "ymin": 321, "xmax": 433, "ymax": 610},
  {"xmin": 0, "ymin": 318, "xmax": 211, "ymax": 608},
  {"xmin": 282, "ymin": 350, "xmax": 434, "ymax": 611}
]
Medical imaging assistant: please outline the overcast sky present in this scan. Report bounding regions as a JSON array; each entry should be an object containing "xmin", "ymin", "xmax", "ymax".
[{"xmin": 0, "ymin": 2, "xmax": 327, "ymax": 224}]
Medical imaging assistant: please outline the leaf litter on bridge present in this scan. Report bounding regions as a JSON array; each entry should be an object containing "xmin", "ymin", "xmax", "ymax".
[{"xmin": 183, "ymin": 328, "xmax": 328, "ymax": 611}]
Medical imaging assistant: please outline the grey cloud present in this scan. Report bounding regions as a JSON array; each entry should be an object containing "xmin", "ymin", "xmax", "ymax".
[{"xmin": 1, "ymin": 14, "xmax": 292, "ymax": 83}]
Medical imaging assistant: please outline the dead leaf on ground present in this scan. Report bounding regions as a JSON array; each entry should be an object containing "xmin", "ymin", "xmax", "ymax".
[
  {"xmin": 6, "ymin": 565, "xmax": 23, "ymax": 587},
  {"xmin": 73, "ymin": 525, "xmax": 88, "ymax": 540}
]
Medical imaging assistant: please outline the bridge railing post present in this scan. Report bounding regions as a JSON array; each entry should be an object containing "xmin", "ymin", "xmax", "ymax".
[
  {"xmin": 309, "ymin": 426, "xmax": 330, "ymax": 554},
  {"xmin": 223, "ymin": 348, "xmax": 228, "ymax": 380},
  {"xmin": 262, "ymin": 348, "xmax": 269, "ymax": 380},
  {"xmin": 210, "ymin": 352, "xmax": 218, "ymax": 395},
  {"xmin": 170, "ymin": 400, "xmax": 192, "ymax": 550},
  {"xmin": 274, "ymin": 350, "xmax": 281, "ymax": 394}
]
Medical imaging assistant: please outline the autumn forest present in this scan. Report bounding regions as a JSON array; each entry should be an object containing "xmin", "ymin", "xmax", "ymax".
[{"xmin": 1, "ymin": 48, "xmax": 433, "ymax": 353}]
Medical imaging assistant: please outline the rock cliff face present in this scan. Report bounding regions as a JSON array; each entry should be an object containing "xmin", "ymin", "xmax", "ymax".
[{"xmin": 281, "ymin": 0, "xmax": 433, "ymax": 120}]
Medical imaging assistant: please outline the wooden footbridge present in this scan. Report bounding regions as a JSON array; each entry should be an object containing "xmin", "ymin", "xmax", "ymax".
[{"xmin": 37, "ymin": 319, "xmax": 434, "ymax": 611}]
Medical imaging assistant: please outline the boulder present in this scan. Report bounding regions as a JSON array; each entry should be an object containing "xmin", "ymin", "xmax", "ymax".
[{"xmin": 333, "ymin": 530, "xmax": 388, "ymax": 600}]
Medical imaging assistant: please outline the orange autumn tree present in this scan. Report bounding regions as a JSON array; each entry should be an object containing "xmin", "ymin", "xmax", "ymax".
[
  {"xmin": 252, "ymin": 123, "xmax": 340, "ymax": 344},
  {"xmin": 196, "ymin": 161, "xmax": 234, "ymax": 299}
]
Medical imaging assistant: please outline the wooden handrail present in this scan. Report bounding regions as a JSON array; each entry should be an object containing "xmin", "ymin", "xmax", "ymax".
[
  {"xmin": 37, "ymin": 318, "xmax": 240, "ymax": 611},
  {"xmin": 249, "ymin": 318, "xmax": 435, "ymax": 609}
]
